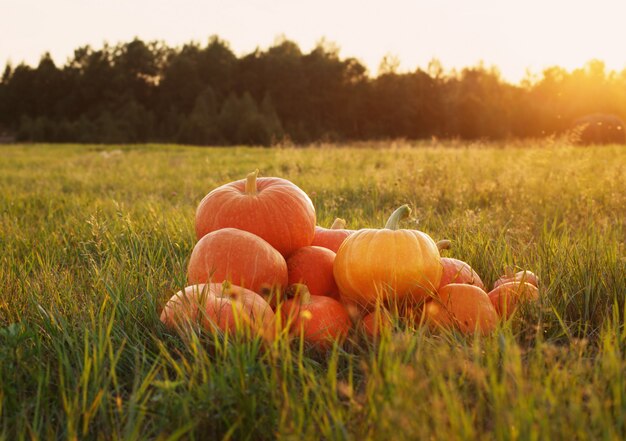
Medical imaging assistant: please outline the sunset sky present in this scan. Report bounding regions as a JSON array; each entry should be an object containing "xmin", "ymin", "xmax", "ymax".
[{"xmin": 2, "ymin": 0, "xmax": 626, "ymax": 83}]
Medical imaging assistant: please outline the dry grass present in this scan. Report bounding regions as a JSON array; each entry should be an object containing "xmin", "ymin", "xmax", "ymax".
[{"xmin": 0, "ymin": 142, "xmax": 624, "ymax": 439}]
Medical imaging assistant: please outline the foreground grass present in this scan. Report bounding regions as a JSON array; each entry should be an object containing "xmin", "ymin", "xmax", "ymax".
[{"xmin": 0, "ymin": 142, "xmax": 624, "ymax": 440}]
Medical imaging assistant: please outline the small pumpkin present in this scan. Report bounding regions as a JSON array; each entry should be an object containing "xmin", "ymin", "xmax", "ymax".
[
  {"xmin": 311, "ymin": 218, "xmax": 354, "ymax": 253},
  {"xmin": 493, "ymin": 269, "xmax": 539, "ymax": 290},
  {"xmin": 279, "ymin": 284, "xmax": 352, "ymax": 350},
  {"xmin": 361, "ymin": 310, "xmax": 393, "ymax": 339},
  {"xmin": 439, "ymin": 257, "xmax": 485, "ymax": 290},
  {"xmin": 333, "ymin": 205, "xmax": 442, "ymax": 308},
  {"xmin": 424, "ymin": 284, "xmax": 498, "ymax": 335},
  {"xmin": 488, "ymin": 281, "xmax": 539, "ymax": 319},
  {"xmin": 187, "ymin": 227, "xmax": 288, "ymax": 296},
  {"xmin": 287, "ymin": 246, "xmax": 340, "ymax": 300},
  {"xmin": 195, "ymin": 170, "xmax": 316, "ymax": 257},
  {"xmin": 160, "ymin": 283, "xmax": 275, "ymax": 340}
]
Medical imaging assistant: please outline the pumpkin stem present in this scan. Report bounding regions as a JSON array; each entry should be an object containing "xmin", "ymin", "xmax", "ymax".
[
  {"xmin": 288, "ymin": 283, "xmax": 312, "ymax": 305},
  {"xmin": 221, "ymin": 280, "xmax": 234, "ymax": 297},
  {"xmin": 437, "ymin": 240, "xmax": 451, "ymax": 251},
  {"xmin": 245, "ymin": 169, "xmax": 259, "ymax": 195},
  {"xmin": 384, "ymin": 204, "xmax": 411, "ymax": 230},
  {"xmin": 504, "ymin": 266, "xmax": 515, "ymax": 278},
  {"xmin": 330, "ymin": 218, "xmax": 347, "ymax": 229}
]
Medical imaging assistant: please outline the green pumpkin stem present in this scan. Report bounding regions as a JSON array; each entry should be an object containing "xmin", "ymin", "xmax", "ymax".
[
  {"xmin": 330, "ymin": 218, "xmax": 347, "ymax": 229},
  {"xmin": 384, "ymin": 204, "xmax": 411, "ymax": 230},
  {"xmin": 245, "ymin": 169, "xmax": 259, "ymax": 195}
]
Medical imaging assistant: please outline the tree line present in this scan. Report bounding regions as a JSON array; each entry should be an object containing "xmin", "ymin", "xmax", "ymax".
[{"xmin": 1, "ymin": 36, "xmax": 625, "ymax": 145}]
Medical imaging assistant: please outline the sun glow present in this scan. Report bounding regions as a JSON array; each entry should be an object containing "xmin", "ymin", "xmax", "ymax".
[{"xmin": 2, "ymin": 0, "xmax": 626, "ymax": 82}]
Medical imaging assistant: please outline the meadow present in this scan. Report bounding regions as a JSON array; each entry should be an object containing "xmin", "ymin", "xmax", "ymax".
[{"xmin": 0, "ymin": 141, "xmax": 624, "ymax": 440}]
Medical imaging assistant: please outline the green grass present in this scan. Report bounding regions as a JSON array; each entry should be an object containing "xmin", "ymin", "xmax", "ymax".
[{"xmin": 0, "ymin": 142, "xmax": 625, "ymax": 440}]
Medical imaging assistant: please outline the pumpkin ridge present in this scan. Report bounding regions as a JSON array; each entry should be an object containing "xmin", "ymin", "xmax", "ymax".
[
  {"xmin": 224, "ymin": 231, "xmax": 235, "ymax": 284},
  {"xmin": 282, "ymin": 198, "xmax": 297, "ymax": 256},
  {"xmin": 281, "ymin": 184, "xmax": 315, "ymax": 225},
  {"xmin": 258, "ymin": 194, "xmax": 274, "ymax": 250},
  {"xmin": 264, "ymin": 180, "xmax": 314, "ymax": 254},
  {"xmin": 202, "ymin": 235, "xmax": 215, "ymax": 283},
  {"xmin": 404, "ymin": 231, "xmax": 421, "ymax": 292},
  {"xmin": 404, "ymin": 231, "xmax": 424, "ymax": 295},
  {"xmin": 416, "ymin": 230, "xmax": 442, "ymax": 291},
  {"xmin": 338, "ymin": 233, "xmax": 361, "ymax": 302},
  {"xmin": 211, "ymin": 193, "xmax": 238, "ymax": 234},
  {"xmin": 362, "ymin": 231, "xmax": 379, "ymax": 300},
  {"xmin": 419, "ymin": 231, "xmax": 436, "ymax": 289},
  {"xmin": 250, "ymin": 242, "xmax": 261, "ymax": 290},
  {"xmin": 391, "ymin": 231, "xmax": 402, "ymax": 297}
]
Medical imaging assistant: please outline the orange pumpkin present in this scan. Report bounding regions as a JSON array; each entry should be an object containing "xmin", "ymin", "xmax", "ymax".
[
  {"xmin": 439, "ymin": 257, "xmax": 485, "ymax": 290},
  {"xmin": 493, "ymin": 269, "xmax": 539, "ymax": 290},
  {"xmin": 424, "ymin": 284, "xmax": 498, "ymax": 335},
  {"xmin": 160, "ymin": 283, "xmax": 275, "ymax": 340},
  {"xmin": 361, "ymin": 310, "xmax": 393, "ymax": 339},
  {"xmin": 286, "ymin": 246, "xmax": 339, "ymax": 300},
  {"xmin": 279, "ymin": 284, "xmax": 352, "ymax": 350},
  {"xmin": 311, "ymin": 218, "xmax": 354, "ymax": 253},
  {"xmin": 187, "ymin": 228, "xmax": 288, "ymax": 296},
  {"xmin": 195, "ymin": 170, "xmax": 316, "ymax": 257},
  {"xmin": 488, "ymin": 281, "xmax": 539, "ymax": 319},
  {"xmin": 333, "ymin": 205, "xmax": 442, "ymax": 308}
]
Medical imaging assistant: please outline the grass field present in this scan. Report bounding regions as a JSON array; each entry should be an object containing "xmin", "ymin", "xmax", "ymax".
[{"xmin": 1, "ymin": 142, "xmax": 625, "ymax": 440}]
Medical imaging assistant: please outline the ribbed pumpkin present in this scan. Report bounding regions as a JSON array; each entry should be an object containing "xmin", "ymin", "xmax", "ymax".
[
  {"xmin": 187, "ymin": 228, "xmax": 288, "ymax": 295},
  {"xmin": 424, "ymin": 284, "xmax": 498, "ymax": 335},
  {"xmin": 195, "ymin": 170, "xmax": 315, "ymax": 257},
  {"xmin": 333, "ymin": 205, "xmax": 442, "ymax": 308},
  {"xmin": 160, "ymin": 283, "xmax": 275, "ymax": 341},
  {"xmin": 311, "ymin": 218, "xmax": 354, "ymax": 253}
]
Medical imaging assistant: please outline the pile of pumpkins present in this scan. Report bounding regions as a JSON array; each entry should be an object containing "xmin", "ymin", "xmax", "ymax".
[{"xmin": 160, "ymin": 170, "xmax": 540, "ymax": 349}]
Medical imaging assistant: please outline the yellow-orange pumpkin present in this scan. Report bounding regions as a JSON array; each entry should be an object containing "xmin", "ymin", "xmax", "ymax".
[
  {"xmin": 424, "ymin": 284, "xmax": 498, "ymax": 335},
  {"xmin": 187, "ymin": 228, "xmax": 288, "ymax": 295},
  {"xmin": 195, "ymin": 170, "xmax": 315, "ymax": 257},
  {"xmin": 333, "ymin": 205, "xmax": 442, "ymax": 308}
]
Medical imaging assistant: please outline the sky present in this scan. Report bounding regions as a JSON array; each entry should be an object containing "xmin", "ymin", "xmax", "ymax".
[{"xmin": 2, "ymin": 0, "xmax": 626, "ymax": 83}]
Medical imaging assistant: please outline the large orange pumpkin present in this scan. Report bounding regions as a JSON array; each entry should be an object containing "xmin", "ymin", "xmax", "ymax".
[
  {"xmin": 424, "ymin": 284, "xmax": 498, "ymax": 335},
  {"xmin": 195, "ymin": 170, "xmax": 316, "ymax": 257},
  {"xmin": 160, "ymin": 283, "xmax": 275, "ymax": 341},
  {"xmin": 439, "ymin": 257, "xmax": 485, "ymax": 290},
  {"xmin": 287, "ymin": 246, "xmax": 340, "ymax": 300},
  {"xmin": 187, "ymin": 228, "xmax": 288, "ymax": 295},
  {"xmin": 333, "ymin": 205, "xmax": 442, "ymax": 308},
  {"xmin": 279, "ymin": 284, "xmax": 351, "ymax": 351},
  {"xmin": 311, "ymin": 218, "xmax": 354, "ymax": 253}
]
